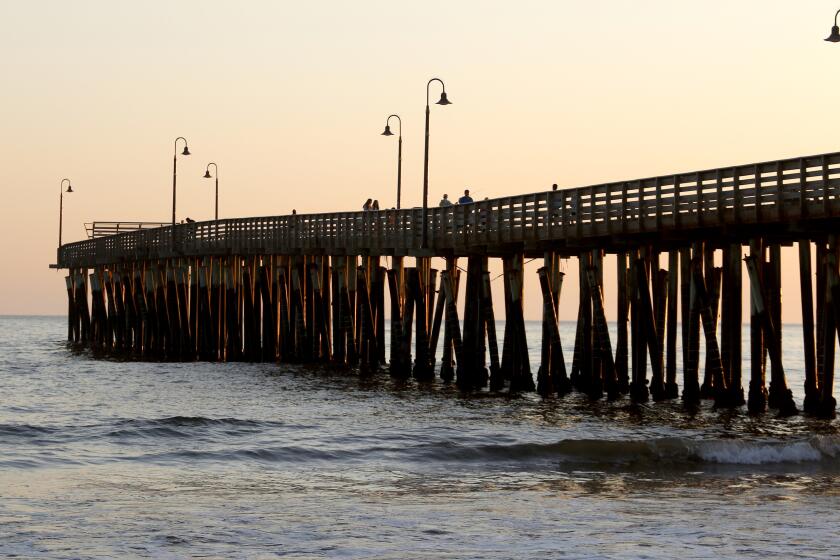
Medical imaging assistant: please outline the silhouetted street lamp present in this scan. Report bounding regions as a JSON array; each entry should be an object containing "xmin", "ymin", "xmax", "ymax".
[
  {"xmin": 826, "ymin": 9, "xmax": 840, "ymax": 42},
  {"xmin": 422, "ymin": 78, "xmax": 451, "ymax": 248},
  {"xmin": 381, "ymin": 115, "xmax": 403, "ymax": 210},
  {"xmin": 203, "ymin": 162, "xmax": 219, "ymax": 220},
  {"xmin": 58, "ymin": 178, "xmax": 73, "ymax": 247},
  {"xmin": 172, "ymin": 136, "xmax": 190, "ymax": 236}
]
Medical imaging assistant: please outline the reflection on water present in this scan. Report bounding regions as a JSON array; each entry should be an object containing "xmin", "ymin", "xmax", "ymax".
[{"xmin": 1, "ymin": 316, "xmax": 839, "ymax": 558}]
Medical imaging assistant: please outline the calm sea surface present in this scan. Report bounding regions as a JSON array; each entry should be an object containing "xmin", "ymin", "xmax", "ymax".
[{"xmin": 2, "ymin": 315, "xmax": 840, "ymax": 559}]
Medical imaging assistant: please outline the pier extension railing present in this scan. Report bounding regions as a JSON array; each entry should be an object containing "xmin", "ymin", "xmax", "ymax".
[{"xmin": 85, "ymin": 221, "xmax": 170, "ymax": 239}]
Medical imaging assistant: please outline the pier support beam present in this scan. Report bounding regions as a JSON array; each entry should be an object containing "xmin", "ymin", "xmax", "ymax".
[
  {"xmin": 505, "ymin": 254, "xmax": 534, "ymax": 393},
  {"xmin": 818, "ymin": 236, "xmax": 838, "ymax": 418},
  {"xmin": 440, "ymin": 269, "xmax": 464, "ymax": 386},
  {"xmin": 747, "ymin": 240, "xmax": 767, "ymax": 413},
  {"xmin": 440, "ymin": 258, "xmax": 459, "ymax": 382},
  {"xmin": 665, "ymin": 250, "xmax": 679, "ymax": 398},
  {"xmin": 799, "ymin": 240, "xmax": 820, "ymax": 414},
  {"xmin": 615, "ymin": 251, "xmax": 630, "ymax": 393},
  {"xmin": 745, "ymin": 253, "xmax": 797, "ymax": 416}
]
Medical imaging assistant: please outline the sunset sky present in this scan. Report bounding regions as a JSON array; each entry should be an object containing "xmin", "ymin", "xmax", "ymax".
[{"xmin": 1, "ymin": 1, "xmax": 838, "ymax": 320}]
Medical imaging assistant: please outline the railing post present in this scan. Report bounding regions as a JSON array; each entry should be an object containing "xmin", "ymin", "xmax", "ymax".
[
  {"xmin": 637, "ymin": 181, "xmax": 644, "ymax": 231},
  {"xmin": 694, "ymin": 172, "xmax": 702, "ymax": 225},
  {"xmin": 799, "ymin": 158, "xmax": 807, "ymax": 220},
  {"xmin": 776, "ymin": 161, "xmax": 784, "ymax": 221},
  {"xmin": 655, "ymin": 178, "xmax": 662, "ymax": 230},
  {"xmin": 755, "ymin": 164, "xmax": 762, "ymax": 222},
  {"xmin": 673, "ymin": 175, "xmax": 680, "ymax": 228},
  {"xmin": 620, "ymin": 182, "xmax": 628, "ymax": 234},
  {"xmin": 823, "ymin": 154, "xmax": 831, "ymax": 217}
]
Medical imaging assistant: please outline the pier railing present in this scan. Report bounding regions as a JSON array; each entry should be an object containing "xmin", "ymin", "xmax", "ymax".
[
  {"xmin": 85, "ymin": 221, "xmax": 170, "ymax": 239},
  {"xmin": 58, "ymin": 151, "xmax": 840, "ymax": 268}
]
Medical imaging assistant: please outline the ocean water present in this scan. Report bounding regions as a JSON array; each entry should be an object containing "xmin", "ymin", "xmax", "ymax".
[{"xmin": 2, "ymin": 315, "xmax": 840, "ymax": 559}]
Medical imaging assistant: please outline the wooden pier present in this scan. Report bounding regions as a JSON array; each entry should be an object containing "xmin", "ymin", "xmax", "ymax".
[{"xmin": 56, "ymin": 150, "xmax": 840, "ymax": 417}]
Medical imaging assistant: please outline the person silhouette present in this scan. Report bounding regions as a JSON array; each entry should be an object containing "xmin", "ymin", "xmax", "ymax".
[{"xmin": 458, "ymin": 189, "xmax": 474, "ymax": 204}]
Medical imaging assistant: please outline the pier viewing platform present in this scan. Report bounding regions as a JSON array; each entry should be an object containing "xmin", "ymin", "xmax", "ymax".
[{"xmin": 55, "ymin": 150, "xmax": 840, "ymax": 419}]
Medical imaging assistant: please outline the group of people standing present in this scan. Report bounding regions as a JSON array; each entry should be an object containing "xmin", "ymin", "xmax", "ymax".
[
  {"xmin": 361, "ymin": 189, "xmax": 475, "ymax": 210},
  {"xmin": 362, "ymin": 199, "xmax": 381, "ymax": 211},
  {"xmin": 439, "ymin": 189, "xmax": 473, "ymax": 207}
]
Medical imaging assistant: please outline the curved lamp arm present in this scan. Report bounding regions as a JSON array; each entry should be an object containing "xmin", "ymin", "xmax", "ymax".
[
  {"xmin": 426, "ymin": 78, "xmax": 448, "ymax": 106},
  {"xmin": 174, "ymin": 136, "xmax": 189, "ymax": 155},
  {"xmin": 386, "ymin": 114, "xmax": 402, "ymax": 136},
  {"xmin": 205, "ymin": 162, "xmax": 218, "ymax": 178},
  {"xmin": 60, "ymin": 178, "xmax": 71, "ymax": 194}
]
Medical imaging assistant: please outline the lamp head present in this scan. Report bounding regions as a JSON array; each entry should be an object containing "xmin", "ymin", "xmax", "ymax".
[
  {"xmin": 436, "ymin": 91, "xmax": 452, "ymax": 105},
  {"xmin": 381, "ymin": 125, "xmax": 394, "ymax": 136},
  {"xmin": 827, "ymin": 25, "xmax": 840, "ymax": 42},
  {"xmin": 203, "ymin": 170, "xmax": 212, "ymax": 179},
  {"xmin": 182, "ymin": 145, "xmax": 191, "ymax": 156},
  {"xmin": 66, "ymin": 185, "xmax": 73, "ymax": 193}
]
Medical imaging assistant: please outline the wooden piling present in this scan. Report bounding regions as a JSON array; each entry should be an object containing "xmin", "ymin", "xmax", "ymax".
[
  {"xmin": 681, "ymin": 246, "xmax": 703, "ymax": 405},
  {"xmin": 797, "ymin": 240, "xmax": 819, "ymax": 414},
  {"xmin": 629, "ymin": 255, "xmax": 649, "ymax": 403},
  {"xmin": 481, "ymin": 268, "xmax": 503, "ymax": 389},
  {"xmin": 651, "ymin": 265, "xmax": 668, "ymax": 400},
  {"xmin": 699, "ymin": 245, "xmax": 718, "ymax": 398},
  {"xmin": 745, "ymin": 253, "xmax": 797, "ymax": 416},
  {"xmin": 65, "ymin": 274, "xmax": 77, "ymax": 342},
  {"xmin": 615, "ymin": 251, "xmax": 630, "ymax": 393},
  {"xmin": 412, "ymin": 260, "xmax": 433, "ymax": 380},
  {"xmin": 586, "ymin": 266, "xmax": 618, "ymax": 400},
  {"xmin": 724, "ymin": 244, "xmax": 745, "ymax": 405},
  {"xmin": 506, "ymin": 254, "xmax": 534, "ymax": 393},
  {"xmin": 766, "ymin": 244, "xmax": 789, "ymax": 411},
  {"xmin": 818, "ymin": 237, "xmax": 838, "ymax": 418},
  {"xmin": 665, "ymin": 250, "xmax": 679, "ymax": 398},
  {"xmin": 440, "ymin": 269, "xmax": 465, "ymax": 386},
  {"xmin": 440, "ymin": 258, "xmax": 458, "ymax": 382},
  {"xmin": 747, "ymin": 239, "xmax": 767, "ymax": 413},
  {"xmin": 691, "ymin": 265, "xmax": 731, "ymax": 408},
  {"xmin": 537, "ymin": 266, "xmax": 556, "ymax": 396},
  {"xmin": 387, "ymin": 263, "xmax": 406, "ymax": 376},
  {"xmin": 428, "ymin": 268, "xmax": 446, "ymax": 375}
]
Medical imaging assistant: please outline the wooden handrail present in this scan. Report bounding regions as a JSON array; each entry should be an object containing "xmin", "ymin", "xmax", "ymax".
[
  {"xmin": 58, "ymin": 150, "xmax": 840, "ymax": 268},
  {"xmin": 85, "ymin": 221, "xmax": 170, "ymax": 239}
]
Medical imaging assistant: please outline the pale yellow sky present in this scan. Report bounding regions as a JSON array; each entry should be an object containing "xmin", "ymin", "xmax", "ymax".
[{"xmin": 1, "ymin": 0, "xmax": 838, "ymax": 320}]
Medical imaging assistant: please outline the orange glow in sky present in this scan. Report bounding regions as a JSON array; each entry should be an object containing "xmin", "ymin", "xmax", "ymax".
[{"xmin": 1, "ymin": 1, "xmax": 839, "ymax": 320}]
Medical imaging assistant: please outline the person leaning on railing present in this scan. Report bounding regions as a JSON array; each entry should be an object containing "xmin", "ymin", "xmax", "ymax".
[
  {"xmin": 436, "ymin": 194, "xmax": 452, "ymax": 234},
  {"xmin": 552, "ymin": 185, "xmax": 578, "ymax": 225},
  {"xmin": 454, "ymin": 189, "xmax": 474, "ymax": 233}
]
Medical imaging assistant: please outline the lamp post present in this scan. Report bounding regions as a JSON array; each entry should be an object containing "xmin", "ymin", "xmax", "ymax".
[
  {"xmin": 826, "ymin": 9, "xmax": 840, "ymax": 41},
  {"xmin": 58, "ymin": 178, "xmax": 73, "ymax": 247},
  {"xmin": 172, "ymin": 136, "xmax": 191, "ymax": 232},
  {"xmin": 381, "ymin": 115, "xmax": 402, "ymax": 210},
  {"xmin": 203, "ymin": 162, "xmax": 219, "ymax": 220},
  {"xmin": 422, "ymin": 78, "xmax": 451, "ymax": 248}
]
